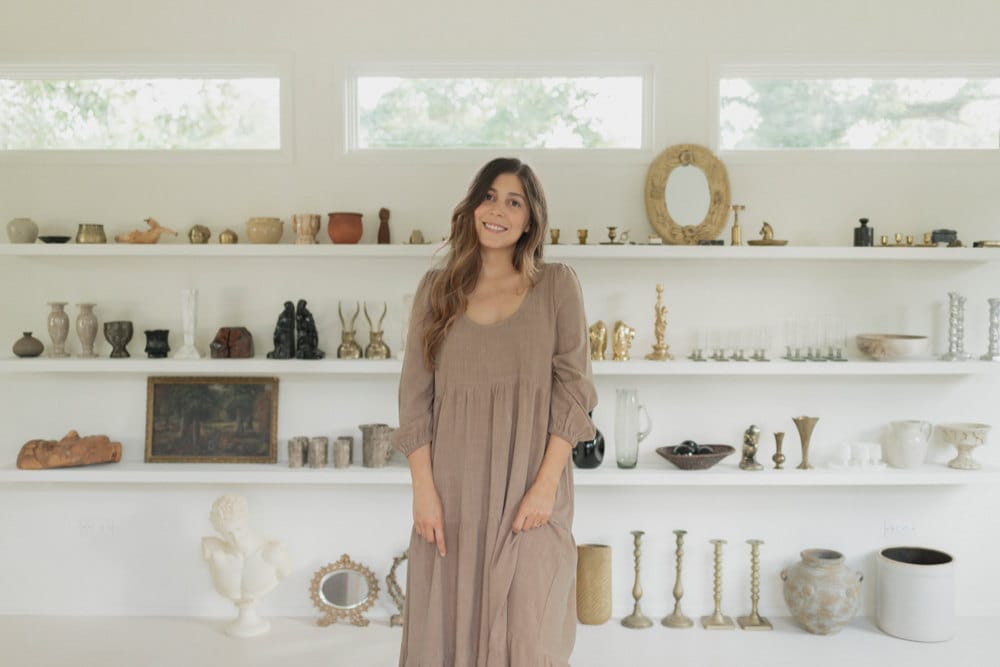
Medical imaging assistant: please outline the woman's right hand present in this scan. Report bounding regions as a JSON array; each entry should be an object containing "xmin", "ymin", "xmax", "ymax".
[{"xmin": 413, "ymin": 481, "xmax": 446, "ymax": 558}]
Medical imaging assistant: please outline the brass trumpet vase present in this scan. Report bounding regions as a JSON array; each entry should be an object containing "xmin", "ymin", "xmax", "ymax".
[{"xmin": 792, "ymin": 416, "xmax": 819, "ymax": 470}]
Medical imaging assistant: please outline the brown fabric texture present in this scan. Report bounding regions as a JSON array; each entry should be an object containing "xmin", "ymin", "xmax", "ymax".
[{"xmin": 392, "ymin": 261, "xmax": 598, "ymax": 667}]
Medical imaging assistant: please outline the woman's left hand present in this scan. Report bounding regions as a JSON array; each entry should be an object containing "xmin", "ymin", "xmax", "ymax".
[{"xmin": 512, "ymin": 480, "xmax": 557, "ymax": 533}]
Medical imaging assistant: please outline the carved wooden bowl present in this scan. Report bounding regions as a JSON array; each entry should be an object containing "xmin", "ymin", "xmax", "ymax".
[{"xmin": 656, "ymin": 444, "xmax": 735, "ymax": 470}]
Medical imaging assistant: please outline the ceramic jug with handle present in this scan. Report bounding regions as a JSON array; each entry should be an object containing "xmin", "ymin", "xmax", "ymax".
[{"xmin": 884, "ymin": 420, "xmax": 932, "ymax": 469}]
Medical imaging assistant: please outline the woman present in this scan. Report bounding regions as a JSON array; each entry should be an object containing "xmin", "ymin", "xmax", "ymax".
[{"xmin": 391, "ymin": 157, "xmax": 598, "ymax": 666}]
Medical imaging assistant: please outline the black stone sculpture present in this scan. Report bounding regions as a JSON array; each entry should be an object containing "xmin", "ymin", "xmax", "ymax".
[
  {"xmin": 295, "ymin": 299, "xmax": 325, "ymax": 359},
  {"xmin": 266, "ymin": 301, "xmax": 296, "ymax": 359}
]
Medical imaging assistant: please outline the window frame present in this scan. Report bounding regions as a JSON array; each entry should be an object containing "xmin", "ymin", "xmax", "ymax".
[
  {"xmin": 0, "ymin": 55, "xmax": 293, "ymax": 164},
  {"xmin": 343, "ymin": 60, "xmax": 655, "ymax": 164}
]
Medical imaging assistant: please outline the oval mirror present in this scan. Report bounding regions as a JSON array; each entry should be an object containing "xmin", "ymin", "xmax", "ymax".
[
  {"xmin": 665, "ymin": 165, "xmax": 711, "ymax": 226},
  {"xmin": 320, "ymin": 570, "xmax": 369, "ymax": 609},
  {"xmin": 309, "ymin": 554, "xmax": 379, "ymax": 627}
]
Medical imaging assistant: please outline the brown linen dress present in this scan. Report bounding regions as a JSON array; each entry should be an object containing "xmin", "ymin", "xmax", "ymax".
[{"xmin": 391, "ymin": 261, "xmax": 598, "ymax": 667}]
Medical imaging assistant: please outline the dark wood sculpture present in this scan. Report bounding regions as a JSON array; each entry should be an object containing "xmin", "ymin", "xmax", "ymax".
[
  {"xmin": 17, "ymin": 430, "xmax": 122, "ymax": 470},
  {"xmin": 210, "ymin": 327, "xmax": 255, "ymax": 359},
  {"xmin": 295, "ymin": 299, "xmax": 325, "ymax": 359},
  {"xmin": 266, "ymin": 301, "xmax": 296, "ymax": 359}
]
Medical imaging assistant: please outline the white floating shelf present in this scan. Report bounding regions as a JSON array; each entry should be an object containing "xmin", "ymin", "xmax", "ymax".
[
  {"xmin": 1, "ymin": 357, "xmax": 997, "ymax": 376},
  {"xmin": 1, "ymin": 243, "xmax": 997, "ymax": 261},
  {"xmin": 1, "ymin": 461, "xmax": 993, "ymax": 487}
]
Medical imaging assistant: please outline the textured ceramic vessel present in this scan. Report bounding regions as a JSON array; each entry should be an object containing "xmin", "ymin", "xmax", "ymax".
[
  {"xmin": 144, "ymin": 329, "xmax": 170, "ymax": 358},
  {"xmin": 7, "ymin": 218, "xmax": 39, "ymax": 244},
  {"xmin": 938, "ymin": 422, "xmax": 991, "ymax": 470},
  {"xmin": 327, "ymin": 212, "xmax": 363, "ymax": 244},
  {"xmin": 12, "ymin": 332, "xmax": 44, "ymax": 358},
  {"xmin": 291, "ymin": 214, "xmax": 321, "ymax": 244},
  {"xmin": 877, "ymin": 546, "xmax": 955, "ymax": 642},
  {"xmin": 883, "ymin": 420, "xmax": 932, "ymax": 469},
  {"xmin": 103, "ymin": 320, "xmax": 133, "ymax": 358},
  {"xmin": 577, "ymin": 544, "xmax": 612, "ymax": 625},
  {"xmin": 360, "ymin": 423, "xmax": 394, "ymax": 467},
  {"xmin": 75, "ymin": 303, "xmax": 98, "ymax": 358},
  {"xmin": 856, "ymin": 334, "xmax": 930, "ymax": 361},
  {"xmin": 75, "ymin": 223, "xmax": 107, "ymax": 244},
  {"xmin": 781, "ymin": 549, "xmax": 862, "ymax": 635},
  {"xmin": 246, "ymin": 217, "xmax": 284, "ymax": 244},
  {"xmin": 46, "ymin": 302, "xmax": 70, "ymax": 357}
]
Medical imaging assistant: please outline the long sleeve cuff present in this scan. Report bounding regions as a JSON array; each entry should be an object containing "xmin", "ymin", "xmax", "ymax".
[{"xmin": 391, "ymin": 418, "xmax": 432, "ymax": 457}]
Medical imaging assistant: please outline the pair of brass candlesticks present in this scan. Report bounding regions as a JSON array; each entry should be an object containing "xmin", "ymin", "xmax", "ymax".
[
  {"xmin": 621, "ymin": 530, "xmax": 771, "ymax": 631},
  {"xmin": 589, "ymin": 284, "xmax": 672, "ymax": 362}
]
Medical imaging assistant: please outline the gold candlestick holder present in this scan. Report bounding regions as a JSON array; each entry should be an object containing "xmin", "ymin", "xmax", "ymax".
[
  {"xmin": 772, "ymin": 431, "xmax": 785, "ymax": 469},
  {"xmin": 730, "ymin": 204, "xmax": 745, "ymax": 246},
  {"xmin": 621, "ymin": 530, "xmax": 653, "ymax": 629},
  {"xmin": 737, "ymin": 539, "xmax": 772, "ymax": 630},
  {"xmin": 661, "ymin": 529, "xmax": 693, "ymax": 628},
  {"xmin": 701, "ymin": 539, "xmax": 735, "ymax": 629},
  {"xmin": 645, "ymin": 283, "xmax": 673, "ymax": 361}
]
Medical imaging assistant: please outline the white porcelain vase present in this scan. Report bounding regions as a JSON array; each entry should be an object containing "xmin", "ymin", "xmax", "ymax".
[{"xmin": 877, "ymin": 546, "xmax": 954, "ymax": 642}]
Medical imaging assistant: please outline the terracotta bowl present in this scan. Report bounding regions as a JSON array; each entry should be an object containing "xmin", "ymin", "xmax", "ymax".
[
  {"xmin": 855, "ymin": 334, "xmax": 930, "ymax": 361},
  {"xmin": 655, "ymin": 444, "xmax": 735, "ymax": 470},
  {"xmin": 246, "ymin": 217, "xmax": 284, "ymax": 244}
]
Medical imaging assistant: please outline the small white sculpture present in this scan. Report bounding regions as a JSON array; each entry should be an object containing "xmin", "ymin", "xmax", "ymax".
[
  {"xmin": 202, "ymin": 494, "xmax": 291, "ymax": 637},
  {"xmin": 174, "ymin": 288, "xmax": 201, "ymax": 359}
]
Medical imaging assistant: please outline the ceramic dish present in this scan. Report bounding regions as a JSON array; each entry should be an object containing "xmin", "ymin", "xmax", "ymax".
[
  {"xmin": 38, "ymin": 235, "xmax": 71, "ymax": 244},
  {"xmin": 655, "ymin": 444, "xmax": 735, "ymax": 470},
  {"xmin": 855, "ymin": 334, "xmax": 930, "ymax": 361}
]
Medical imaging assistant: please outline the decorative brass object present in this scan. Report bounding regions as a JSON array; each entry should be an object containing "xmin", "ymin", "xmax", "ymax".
[
  {"xmin": 737, "ymin": 539, "xmax": 772, "ymax": 630},
  {"xmin": 645, "ymin": 143, "xmax": 731, "ymax": 244},
  {"xmin": 621, "ymin": 530, "xmax": 653, "ymax": 629},
  {"xmin": 747, "ymin": 221, "xmax": 789, "ymax": 246},
  {"xmin": 219, "ymin": 229, "xmax": 238, "ymax": 244},
  {"xmin": 880, "ymin": 234, "xmax": 889, "ymax": 246},
  {"xmin": 739, "ymin": 424, "xmax": 763, "ymax": 471},
  {"xmin": 730, "ymin": 204, "xmax": 744, "ymax": 246},
  {"xmin": 895, "ymin": 232, "xmax": 903, "ymax": 245},
  {"xmin": 577, "ymin": 229, "xmax": 589, "ymax": 245},
  {"xmin": 337, "ymin": 302, "xmax": 362, "ymax": 359},
  {"xmin": 601, "ymin": 226, "xmax": 623, "ymax": 245},
  {"xmin": 644, "ymin": 284, "xmax": 673, "ymax": 361},
  {"xmin": 188, "ymin": 224, "xmax": 210, "ymax": 244},
  {"xmin": 701, "ymin": 539, "xmax": 735, "ymax": 629},
  {"xmin": 549, "ymin": 228, "xmax": 560, "ymax": 244},
  {"xmin": 612, "ymin": 321, "xmax": 635, "ymax": 361},
  {"xmin": 363, "ymin": 302, "xmax": 391, "ymax": 359},
  {"xmin": 772, "ymin": 431, "xmax": 786, "ymax": 469},
  {"xmin": 75, "ymin": 223, "xmax": 107, "ymax": 244},
  {"xmin": 309, "ymin": 554, "xmax": 379, "ymax": 627},
  {"xmin": 792, "ymin": 416, "xmax": 819, "ymax": 470},
  {"xmin": 588, "ymin": 321, "xmax": 608, "ymax": 361},
  {"xmin": 906, "ymin": 235, "xmax": 914, "ymax": 246},
  {"xmin": 408, "ymin": 229, "xmax": 425, "ymax": 244},
  {"xmin": 386, "ymin": 549, "xmax": 408, "ymax": 627},
  {"xmin": 661, "ymin": 529, "xmax": 693, "ymax": 629}
]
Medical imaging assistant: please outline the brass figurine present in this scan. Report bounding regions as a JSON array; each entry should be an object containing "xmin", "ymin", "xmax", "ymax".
[
  {"xmin": 549, "ymin": 228, "xmax": 560, "ymax": 244},
  {"xmin": 612, "ymin": 321, "xmax": 635, "ymax": 361},
  {"xmin": 644, "ymin": 284, "xmax": 673, "ymax": 361},
  {"xmin": 880, "ymin": 234, "xmax": 889, "ymax": 246},
  {"xmin": 606, "ymin": 226, "xmax": 618, "ymax": 244},
  {"xmin": 730, "ymin": 204, "xmax": 745, "ymax": 246},
  {"xmin": 577, "ymin": 229, "xmax": 589, "ymax": 245},
  {"xmin": 621, "ymin": 530, "xmax": 653, "ymax": 629},
  {"xmin": 747, "ymin": 221, "xmax": 789, "ymax": 246},
  {"xmin": 386, "ymin": 549, "xmax": 408, "ymax": 627},
  {"xmin": 588, "ymin": 321, "xmax": 608, "ymax": 361},
  {"xmin": 219, "ymin": 229, "xmax": 238, "ymax": 244},
  {"xmin": 737, "ymin": 539, "xmax": 772, "ymax": 630},
  {"xmin": 772, "ymin": 431, "xmax": 786, "ymax": 469},
  {"xmin": 739, "ymin": 425, "xmax": 763, "ymax": 471},
  {"xmin": 188, "ymin": 224, "xmax": 210, "ymax": 244},
  {"xmin": 661, "ymin": 529, "xmax": 693, "ymax": 629},
  {"xmin": 792, "ymin": 415, "xmax": 819, "ymax": 470},
  {"xmin": 363, "ymin": 302, "xmax": 391, "ymax": 359},
  {"xmin": 337, "ymin": 301, "xmax": 362, "ymax": 359},
  {"xmin": 701, "ymin": 539, "xmax": 735, "ymax": 629}
]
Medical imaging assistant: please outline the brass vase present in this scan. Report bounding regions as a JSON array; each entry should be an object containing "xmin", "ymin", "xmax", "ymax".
[{"xmin": 792, "ymin": 416, "xmax": 819, "ymax": 470}]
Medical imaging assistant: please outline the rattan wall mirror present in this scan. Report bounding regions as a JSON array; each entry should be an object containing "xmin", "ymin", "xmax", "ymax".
[
  {"xmin": 645, "ymin": 143, "xmax": 731, "ymax": 244},
  {"xmin": 310, "ymin": 553, "xmax": 379, "ymax": 627}
]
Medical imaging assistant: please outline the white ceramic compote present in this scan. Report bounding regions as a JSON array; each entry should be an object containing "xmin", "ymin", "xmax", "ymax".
[{"xmin": 938, "ymin": 423, "xmax": 991, "ymax": 470}]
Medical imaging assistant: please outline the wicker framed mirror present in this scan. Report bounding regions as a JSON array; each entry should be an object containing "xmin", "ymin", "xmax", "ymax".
[
  {"xmin": 309, "ymin": 553, "xmax": 379, "ymax": 627},
  {"xmin": 645, "ymin": 143, "xmax": 731, "ymax": 244}
]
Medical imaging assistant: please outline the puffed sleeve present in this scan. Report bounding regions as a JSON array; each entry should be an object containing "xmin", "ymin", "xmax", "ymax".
[
  {"xmin": 548, "ymin": 263, "xmax": 598, "ymax": 444},
  {"xmin": 391, "ymin": 270, "xmax": 436, "ymax": 457}
]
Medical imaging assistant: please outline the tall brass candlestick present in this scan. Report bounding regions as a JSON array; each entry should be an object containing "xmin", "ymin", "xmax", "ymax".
[
  {"xmin": 737, "ymin": 539, "xmax": 772, "ymax": 630},
  {"xmin": 661, "ymin": 529, "xmax": 693, "ymax": 628},
  {"xmin": 621, "ymin": 530, "xmax": 653, "ymax": 629},
  {"xmin": 701, "ymin": 539, "xmax": 735, "ymax": 629}
]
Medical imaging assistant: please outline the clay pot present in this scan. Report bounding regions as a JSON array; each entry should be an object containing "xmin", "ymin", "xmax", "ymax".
[
  {"xmin": 13, "ymin": 332, "xmax": 44, "ymax": 358},
  {"xmin": 781, "ymin": 549, "xmax": 862, "ymax": 635},
  {"xmin": 327, "ymin": 212, "xmax": 363, "ymax": 244},
  {"xmin": 246, "ymin": 217, "xmax": 284, "ymax": 244},
  {"xmin": 7, "ymin": 218, "xmax": 39, "ymax": 244},
  {"xmin": 576, "ymin": 544, "xmax": 612, "ymax": 624}
]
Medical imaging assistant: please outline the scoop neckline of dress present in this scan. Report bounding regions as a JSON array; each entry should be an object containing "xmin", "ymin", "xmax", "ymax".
[{"xmin": 462, "ymin": 264, "xmax": 547, "ymax": 328}]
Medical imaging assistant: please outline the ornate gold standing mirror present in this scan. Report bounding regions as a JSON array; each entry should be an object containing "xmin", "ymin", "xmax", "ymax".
[
  {"xmin": 645, "ymin": 143, "xmax": 731, "ymax": 244},
  {"xmin": 310, "ymin": 554, "xmax": 379, "ymax": 627}
]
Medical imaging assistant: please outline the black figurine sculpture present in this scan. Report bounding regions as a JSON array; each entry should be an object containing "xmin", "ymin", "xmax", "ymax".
[
  {"xmin": 266, "ymin": 301, "xmax": 296, "ymax": 359},
  {"xmin": 295, "ymin": 299, "xmax": 325, "ymax": 359}
]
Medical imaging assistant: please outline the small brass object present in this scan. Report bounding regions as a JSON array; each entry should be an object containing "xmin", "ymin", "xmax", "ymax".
[
  {"xmin": 363, "ymin": 302, "xmax": 391, "ymax": 359},
  {"xmin": 386, "ymin": 549, "xmax": 408, "ymax": 627},
  {"xmin": 701, "ymin": 539, "xmax": 735, "ymax": 629},
  {"xmin": 337, "ymin": 301, "xmax": 362, "ymax": 359},
  {"xmin": 644, "ymin": 284, "xmax": 673, "ymax": 361},
  {"xmin": 739, "ymin": 425, "xmax": 763, "ymax": 471},
  {"xmin": 906, "ymin": 235, "xmax": 914, "ymax": 246},
  {"xmin": 621, "ymin": 530, "xmax": 653, "ymax": 629},
  {"xmin": 188, "ymin": 224, "xmax": 210, "ymax": 244},
  {"xmin": 737, "ymin": 540, "xmax": 772, "ymax": 631},
  {"xmin": 75, "ymin": 223, "xmax": 107, "ymax": 244},
  {"xmin": 408, "ymin": 229, "xmax": 425, "ymax": 244},
  {"xmin": 747, "ymin": 220, "xmax": 789, "ymax": 246},
  {"xmin": 924, "ymin": 232, "xmax": 934, "ymax": 245},
  {"xmin": 730, "ymin": 204, "xmax": 745, "ymax": 246},
  {"xmin": 219, "ymin": 229, "xmax": 238, "ymax": 244},
  {"xmin": 894, "ymin": 232, "xmax": 903, "ymax": 245},
  {"xmin": 792, "ymin": 415, "xmax": 819, "ymax": 470},
  {"xmin": 661, "ymin": 529, "xmax": 693, "ymax": 629},
  {"xmin": 577, "ymin": 229, "xmax": 589, "ymax": 245},
  {"xmin": 772, "ymin": 431, "xmax": 785, "ymax": 469},
  {"xmin": 549, "ymin": 228, "xmax": 560, "ymax": 244},
  {"xmin": 612, "ymin": 321, "xmax": 635, "ymax": 361},
  {"xmin": 880, "ymin": 235, "xmax": 889, "ymax": 246},
  {"xmin": 588, "ymin": 321, "xmax": 608, "ymax": 361},
  {"xmin": 606, "ymin": 226, "xmax": 618, "ymax": 244}
]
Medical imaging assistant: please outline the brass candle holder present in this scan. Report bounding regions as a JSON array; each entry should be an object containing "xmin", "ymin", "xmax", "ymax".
[
  {"xmin": 661, "ymin": 529, "xmax": 693, "ymax": 628},
  {"xmin": 737, "ymin": 539, "xmax": 772, "ymax": 630},
  {"xmin": 730, "ymin": 204, "xmax": 745, "ymax": 246},
  {"xmin": 621, "ymin": 530, "xmax": 653, "ymax": 629},
  {"xmin": 701, "ymin": 539, "xmax": 735, "ymax": 629}
]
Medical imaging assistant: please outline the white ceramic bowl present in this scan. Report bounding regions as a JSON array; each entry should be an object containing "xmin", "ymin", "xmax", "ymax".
[
  {"xmin": 246, "ymin": 217, "xmax": 284, "ymax": 244},
  {"xmin": 855, "ymin": 334, "xmax": 930, "ymax": 361}
]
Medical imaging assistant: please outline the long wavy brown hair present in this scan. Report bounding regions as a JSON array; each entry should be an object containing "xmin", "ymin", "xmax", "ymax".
[{"xmin": 422, "ymin": 157, "xmax": 548, "ymax": 369}]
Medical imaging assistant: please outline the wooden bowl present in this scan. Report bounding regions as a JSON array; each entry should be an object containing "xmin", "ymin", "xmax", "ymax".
[{"xmin": 655, "ymin": 444, "xmax": 735, "ymax": 470}]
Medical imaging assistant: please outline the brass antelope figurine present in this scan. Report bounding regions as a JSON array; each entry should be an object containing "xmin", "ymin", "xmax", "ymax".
[
  {"xmin": 337, "ymin": 302, "xmax": 362, "ymax": 359},
  {"xmin": 364, "ymin": 302, "xmax": 391, "ymax": 359}
]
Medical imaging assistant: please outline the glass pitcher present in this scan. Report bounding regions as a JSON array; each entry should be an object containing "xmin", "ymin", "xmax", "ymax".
[{"xmin": 615, "ymin": 388, "xmax": 652, "ymax": 468}]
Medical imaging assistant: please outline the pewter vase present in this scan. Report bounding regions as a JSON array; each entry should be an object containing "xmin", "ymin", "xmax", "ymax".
[
  {"xmin": 360, "ymin": 423, "xmax": 394, "ymax": 467},
  {"xmin": 47, "ymin": 302, "xmax": 70, "ymax": 357},
  {"xmin": 75, "ymin": 303, "xmax": 98, "ymax": 357},
  {"xmin": 780, "ymin": 549, "xmax": 862, "ymax": 635}
]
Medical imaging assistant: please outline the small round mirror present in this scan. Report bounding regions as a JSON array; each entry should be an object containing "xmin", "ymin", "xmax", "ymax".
[
  {"xmin": 320, "ymin": 570, "xmax": 370, "ymax": 609},
  {"xmin": 665, "ymin": 165, "xmax": 711, "ymax": 226}
]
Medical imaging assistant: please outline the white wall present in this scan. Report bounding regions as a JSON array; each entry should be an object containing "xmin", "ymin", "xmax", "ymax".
[{"xmin": 1, "ymin": 0, "xmax": 999, "ymax": 622}]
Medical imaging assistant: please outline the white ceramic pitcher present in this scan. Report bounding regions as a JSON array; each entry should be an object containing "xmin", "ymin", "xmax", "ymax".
[
  {"xmin": 615, "ymin": 388, "xmax": 652, "ymax": 469},
  {"xmin": 884, "ymin": 420, "xmax": 932, "ymax": 469}
]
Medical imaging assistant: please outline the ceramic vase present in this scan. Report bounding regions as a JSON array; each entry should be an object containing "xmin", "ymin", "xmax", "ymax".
[
  {"xmin": 12, "ymin": 332, "xmax": 44, "ymax": 357},
  {"xmin": 7, "ymin": 218, "xmax": 39, "ymax": 244},
  {"xmin": 577, "ymin": 544, "xmax": 612, "ymax": 625},
  {"xmin": 573, "ymin": 413, "xmax": 605, "ymax": 469},
  {"xmin": 291, "ymin": 214, "xmax": 321, "ymax": 244},
  {"xmin": 781, "ymin": 549, "xmax": 862, "ymax": 635},
  {"xmin": 327, "ymin": 212, "xmax": 363, "ymax": 244},
  {"xmin": 144, "ymin": 329, "xmax": 170, "ymax": 358},
  {"xmin": 47, "ymin": 302, "xmax": 70, "ymax": 357},
  {"xmin": 883, "ymin": 420, "xmax": 931, "ymax": 469},
  {"xmin": 103, "ymin": 321, "xmax": 133, "ymax": 358},
  {"xmin": 876, "ymin": 546, "xmax": 955, "ymax": 642},
  {"xmin": 75, "ymin": 303, "xmax": 98, "ymax": 358}
]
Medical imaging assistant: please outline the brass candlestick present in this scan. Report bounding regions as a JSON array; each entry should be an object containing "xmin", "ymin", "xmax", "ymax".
[
  {"xmin": 621, "ymin": 530, "xmax": 653, "ymax": 629},
  {"xmin": 645, "ymin": 283, "xmax": 673, "ymax": 361},
  {"xmin": 701, "ymin": 539, "xmax": 735, "ymax": 629},
  {"xmin": 730, "ymin": 204, "xmax": 745, "ymax": 246},
  {"xmin": 792, "ymin": 416, "xmax": 818, "ymax": 470},
  {"xmin": 772, "ymin": 431, "xmax": 785, "ymax": 469},
  {"xmin": 661, "ymin": 529, "xmax": 693, "ymax": 628},
  {"xmin": 737, "ymin": 540, "xmax": 772, "ymax": 630}
]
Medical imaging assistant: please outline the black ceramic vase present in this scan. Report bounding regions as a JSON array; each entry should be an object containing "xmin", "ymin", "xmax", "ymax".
[
  {"xmin": 572, "ymin": 413, "xmax": 605, "ymax": 469},
  {"xmin": 144, "ymin": 329, "xmax": 170, "ymax": 358}
]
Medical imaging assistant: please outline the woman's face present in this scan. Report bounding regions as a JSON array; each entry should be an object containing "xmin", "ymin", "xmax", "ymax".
[{"xmin": 473, "ymin": 172, "xmax": 530, "ymax": 251}]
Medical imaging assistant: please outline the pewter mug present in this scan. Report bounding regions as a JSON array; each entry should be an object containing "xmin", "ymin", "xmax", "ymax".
[
  {"xmin": 360, "ymin": 423, "xmax": 395, "ymax": 467},
  {"xmin": 615, "ymin": 388, "xmax": 652, "ymax": 469}
]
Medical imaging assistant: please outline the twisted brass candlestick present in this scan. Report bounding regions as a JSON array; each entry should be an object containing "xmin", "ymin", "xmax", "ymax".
[
  {"xmin": 737, "ymin": 539, "xmax": 772, "ymax": 630},
  {"xmin": 661, "ymin": 529, "xmax": 693, "ymax": 628},
  {"xmin": 621, "ymin": 530, "xmax": 653, "ymax": 629},
  {"xmin": 701, "ymin": 539, "xmax": 735, "ymax": 629}
]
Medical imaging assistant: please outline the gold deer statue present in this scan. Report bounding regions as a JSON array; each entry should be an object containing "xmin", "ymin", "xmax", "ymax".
[
  {"xmin": 364, "ymin": 302, "xmax": 391, "ymax": 359},
  {"xmin": 337, "ymin": 302, "xmax": 362, "ymax": 359}
]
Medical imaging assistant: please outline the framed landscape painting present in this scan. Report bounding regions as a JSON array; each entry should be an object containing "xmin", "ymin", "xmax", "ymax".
[{"xmin": 145, "ymin": 376, "xmax": 278, "ymax": 463}]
